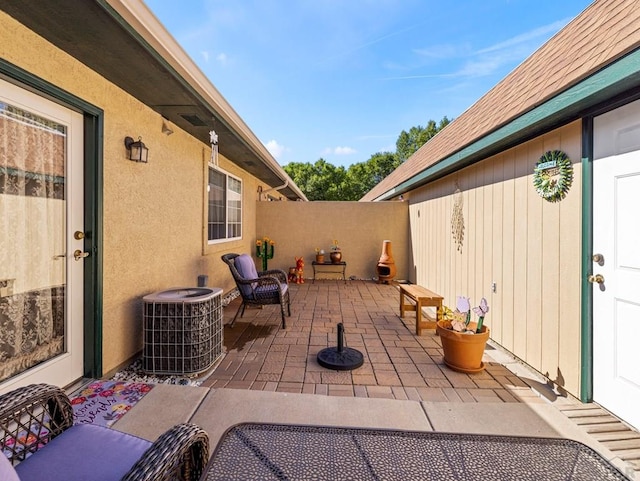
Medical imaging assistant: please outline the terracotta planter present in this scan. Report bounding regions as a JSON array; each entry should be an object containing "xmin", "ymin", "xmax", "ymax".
[
  {"xmin": 316, "ymin": 255, "xmax": 325, "ymax": 263},
  {"xmin": 436, "ymin": 320, "xmax": 489, "ymax": 373},
  {"xmin": 330, "ymin": 251, "xmax": 342, "ymax": 263}
]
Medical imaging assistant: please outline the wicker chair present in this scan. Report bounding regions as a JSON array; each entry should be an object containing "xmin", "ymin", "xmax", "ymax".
[
  {"xmin": 221, "ymin": 253, "xmax": 291, "ymax": 328},
  {"xmin": 0, "ymin": 383, "xmax": 209, "ymax": 481}
]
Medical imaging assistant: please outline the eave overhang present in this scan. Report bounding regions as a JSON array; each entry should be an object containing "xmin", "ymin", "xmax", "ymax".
[
  {"xmin": 372, "ymin": 48, "xmax": 640, "ymax": 201},
  {"xmin": 0, "ymin": 0, "xmax": 306, "ymax": 201}
]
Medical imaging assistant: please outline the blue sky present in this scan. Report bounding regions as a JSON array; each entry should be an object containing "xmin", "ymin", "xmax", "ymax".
[{"xmin": 145, "ymin": 0, "xmax": 591, "ymax": 168}]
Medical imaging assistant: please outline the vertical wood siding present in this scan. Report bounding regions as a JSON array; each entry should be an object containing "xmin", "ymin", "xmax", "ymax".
[{"xmin": 407, "ymin": 121, "xmax": 582, "ymax": 396}]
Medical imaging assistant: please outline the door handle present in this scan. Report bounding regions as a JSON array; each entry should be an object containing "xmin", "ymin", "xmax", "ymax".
[
  {"xmin": 588, "ymin": 274, "xmax": 604, "ymax": 284},
  {"xmin": 73, "ymin": 249, "xmax": 90, "ymax": 261}
]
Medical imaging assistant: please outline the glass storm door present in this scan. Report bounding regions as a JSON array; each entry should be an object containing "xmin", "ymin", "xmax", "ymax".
[{"xmin": 0, "ymin": 78, "xmax": 84, "ymax": 392}]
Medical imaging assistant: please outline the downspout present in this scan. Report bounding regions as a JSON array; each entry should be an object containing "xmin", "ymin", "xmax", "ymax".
[{"xmin": 259, "ymin": 180, "xmax": 288, "ymax": 201}]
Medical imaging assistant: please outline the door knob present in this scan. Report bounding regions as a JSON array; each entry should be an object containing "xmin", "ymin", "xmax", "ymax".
[
  {"xmin": 588, "ymin": 274, "xmax": 604, "ymax": 284},
  {"xmin": 74, "ymin": 231, "xmax": 85, "ymax": 240},
  {"xmin": 73, "ymin": 249, "xmax": 90, "ymax": 261},
  {"xmin": 592, "ymin": 253, "xmax": 604, "ymax": 266}
]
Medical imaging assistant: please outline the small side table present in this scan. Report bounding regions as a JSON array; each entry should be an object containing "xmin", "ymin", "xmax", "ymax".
[{"xmin": 311, "ymin": 261, "xmax": 347, "ymax": 283}]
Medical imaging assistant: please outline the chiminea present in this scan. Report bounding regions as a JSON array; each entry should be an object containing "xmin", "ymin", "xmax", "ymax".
[{"xmin": 376, "ymin": 240, "xmax": 396, "ymax": 284}]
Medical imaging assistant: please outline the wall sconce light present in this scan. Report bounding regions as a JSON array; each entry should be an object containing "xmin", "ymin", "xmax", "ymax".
[{"xmin": 124, "ymin": 136, "xmax": 149, "ymax": 163}]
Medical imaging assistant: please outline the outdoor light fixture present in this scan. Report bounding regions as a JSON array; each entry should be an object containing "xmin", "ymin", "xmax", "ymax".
[{"xmin": 124, "ymin": 136, "xmax": 149, "ymax": 163}]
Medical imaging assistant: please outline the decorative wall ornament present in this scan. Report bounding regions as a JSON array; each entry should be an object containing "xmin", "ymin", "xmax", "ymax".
[
  {"xmin": 533, "ymin": 150, "xmax": 573, "ymax": 202},
  {"xmin": 451, "ymin": 184, "xmax": 464, "ymax": 252},
  {"xmin": 209, "ymin": 129, "xmax": 219, "ymax": 167}
]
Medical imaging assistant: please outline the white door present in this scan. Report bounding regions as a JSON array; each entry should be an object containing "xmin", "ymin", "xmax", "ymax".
[
  {"xmin": 0, "ymin": 78, "xmax": 85, "ymax": 393},
  {"xmin": 592, "ymin": 98, "xmax": 640, "ymax": 432}
]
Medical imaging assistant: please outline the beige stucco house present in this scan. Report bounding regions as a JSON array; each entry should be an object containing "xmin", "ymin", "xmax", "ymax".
[
  {"xmin": 362, "ymin": 0, "xmax": 640, "ymax": 432},
  {"xmin": 0, "ymin": 0, "xmax": 307, "ymax": 393}
]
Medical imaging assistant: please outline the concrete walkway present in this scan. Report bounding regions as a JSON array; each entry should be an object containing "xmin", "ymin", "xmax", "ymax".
[{"xmin": 113, "ymin": 281, "xmax": 639, "ymax": 479}]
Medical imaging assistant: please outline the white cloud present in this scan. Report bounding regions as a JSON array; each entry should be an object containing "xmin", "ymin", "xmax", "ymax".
[
  {"xmin": 457, "ymin": 19, "xmax": 570, "ymax": 78},
  {"xmin": 335, "ymin": 146, "xmax": 357, "ymax": 155},
  {"xmin": 265, "ymin": 139, "xmax": 286, "ymax": 159},
  {"xmin": 477, "ymin": 19, "xmax": 569, "ymax": 55},
  {"xmin": 413, "ymin": 43, "xmax": 467, "ymax": 59},
  {"xmin": 389, "ymin": 19, "xmax": 571, "ymax": 81},
  {"xmin": 322, "ymin": 146, "xmax": 357, "ymax": 156},
  {"xmin": 200, "ymin": 51, "xmax": 227, "ymax": 65}
]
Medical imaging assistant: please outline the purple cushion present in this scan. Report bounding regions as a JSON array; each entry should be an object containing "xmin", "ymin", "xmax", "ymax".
[
  {"xmin": 15, "ymin": 424, "xmax": 152, "ymax": 481},
  {"xmin": 234, "ymin": 255, "xmax": 259, "ymax": 296},
  {"xmin": 255, "ymin": 283, "xmax": 288, "ymax": 298},
  {"xmin": 0, "ymin": 453, "xmax": 19, "ymax": 481}
]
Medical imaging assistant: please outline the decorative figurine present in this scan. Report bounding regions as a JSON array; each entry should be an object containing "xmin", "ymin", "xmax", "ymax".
[
  {"xmin": 256, "ymin": 236, "xmax": 275, "ymax": 271},
  {"xmin": 295, "ymin": 257, "xmax": 305, "ymax": 284}
]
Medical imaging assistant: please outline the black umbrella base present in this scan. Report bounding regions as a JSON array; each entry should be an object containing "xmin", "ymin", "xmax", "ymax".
[{"xmin": 317, "ymin": 346, "xmax": 364, "ymax": 371}]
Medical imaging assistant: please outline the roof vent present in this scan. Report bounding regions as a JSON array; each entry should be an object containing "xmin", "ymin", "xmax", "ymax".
[{"xmin": 180, "ymin": 114, "xmax": 208, "ymax": 126}]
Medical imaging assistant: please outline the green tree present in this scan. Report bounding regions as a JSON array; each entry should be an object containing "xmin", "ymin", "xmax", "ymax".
[
  {"xmin": 284, "ymin": 159, "xmax": 347, "ymax": 201},
  {"xmin": 396, "ymin": 116, "xmax": 451, "ymax": 162},
  {"xmin": 344, "ymin": 152, "xmax": 401, "ymax": 200},
  {"xmin": 283, "ymin": 116, "xmax": 451, "ymax": 200}
]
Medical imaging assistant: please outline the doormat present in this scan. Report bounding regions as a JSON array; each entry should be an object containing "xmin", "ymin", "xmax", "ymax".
[{"xmin": 70, "ymin": 380, "xmax": 154, "ymax": 428}]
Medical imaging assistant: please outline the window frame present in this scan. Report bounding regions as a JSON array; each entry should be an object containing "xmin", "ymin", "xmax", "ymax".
[{"xmin": 207, "ymin": 165, "xmax": 243, "ymax": 244}]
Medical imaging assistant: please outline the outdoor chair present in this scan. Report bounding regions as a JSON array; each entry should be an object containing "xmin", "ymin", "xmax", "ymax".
[
  {"xmin": 0, "ymin": 383, "xmax": 209, "ymax": 481},
  {"xmin": 221, "ymin": 253, "xmax": 290, "ymax": 328}
]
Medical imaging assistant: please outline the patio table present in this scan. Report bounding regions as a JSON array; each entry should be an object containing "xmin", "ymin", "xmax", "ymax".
[{"xmin": 202, "ymin": 423, "xmax": 631, "ymax": 480}]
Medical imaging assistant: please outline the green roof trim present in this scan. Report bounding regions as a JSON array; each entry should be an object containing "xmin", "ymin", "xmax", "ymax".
[{"xmin": 374, "ymin": 48, "xmax": 640, "ymax": 201}]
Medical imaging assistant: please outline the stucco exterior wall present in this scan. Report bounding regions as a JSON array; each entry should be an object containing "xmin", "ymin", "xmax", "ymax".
[
  {"xmin": 256, "ymin": 201, "xmax": 410, "ymax": 281},
  {"xmin": 0, "ymin": 11, "xmax": 277, "ymax": 374},
  {"xmin": 406, "ymin": 121, "xmax": 583, "ymax": 396}
]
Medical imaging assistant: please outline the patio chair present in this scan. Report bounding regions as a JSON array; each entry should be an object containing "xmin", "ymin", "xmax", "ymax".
[
  {"xmin": 0, "ymin": 383, "xmax": 209, "ymax": 481},
  {"xmin": 221, "ymin": 253, "xmax": 290, "ymax": 328}
]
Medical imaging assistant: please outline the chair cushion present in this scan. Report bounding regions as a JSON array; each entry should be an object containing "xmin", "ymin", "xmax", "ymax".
[
  {"xmin": 0, "ymin": 453, "xmax": 20, "ymax": 481},
  {"xmin": 15, "ymin": 424, "xmax": 152, "ymax": 481},
  {"xmin": 254, "ymin": 282, "xmax": 288, "ymax": 299},
  {"xmin": 234, "ymin": 255, "xmax": 259, "ymax": 297}
]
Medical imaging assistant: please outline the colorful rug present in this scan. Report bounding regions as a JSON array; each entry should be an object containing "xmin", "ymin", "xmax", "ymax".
[{"xmin": 70, "ymin": 380, "xmax": 154, "ymax": 427}]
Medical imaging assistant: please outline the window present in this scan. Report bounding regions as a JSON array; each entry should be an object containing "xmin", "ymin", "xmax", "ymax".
[{"xmin": 208, "ymin": 167, "xmax": 242, "ymax": 242}]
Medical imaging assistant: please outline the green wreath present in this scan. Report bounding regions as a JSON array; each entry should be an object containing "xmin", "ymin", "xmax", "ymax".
[{"xmin": 533, "ymin": 150, "xmax": 573, "ymax": 202}]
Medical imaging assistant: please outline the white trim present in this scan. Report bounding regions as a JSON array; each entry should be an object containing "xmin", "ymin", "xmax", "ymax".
[{"xmin": 207, "ymin": 165, "xmax": 242, "ymax": 244}]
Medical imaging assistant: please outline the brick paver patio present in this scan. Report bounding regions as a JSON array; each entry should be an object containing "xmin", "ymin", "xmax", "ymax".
[{"xmin": 204, "ymin": 280, "xmax": 544, "ymax": 404}]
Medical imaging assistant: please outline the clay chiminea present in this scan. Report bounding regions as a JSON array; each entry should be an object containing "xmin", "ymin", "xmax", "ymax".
[{"xmin": 376, "ymin": 240, "xmax": 396, "ymax": 284}]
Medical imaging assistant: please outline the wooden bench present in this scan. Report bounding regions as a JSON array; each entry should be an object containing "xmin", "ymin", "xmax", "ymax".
[{"xmin": 399, "ymin": 284, "xmax": 444, "ymax": 335}]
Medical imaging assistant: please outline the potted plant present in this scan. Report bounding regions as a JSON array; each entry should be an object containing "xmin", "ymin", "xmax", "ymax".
[
  {"xmin": 436, "ymin": 296, "xmax": 489, "ymax": 373},
  {"xmin": 329, "ymin": 239, "xmax": 342, "ymax": 263},
  {"xmin": 315, "ymin": 248, "xmax": 325, "ymax": 263}
]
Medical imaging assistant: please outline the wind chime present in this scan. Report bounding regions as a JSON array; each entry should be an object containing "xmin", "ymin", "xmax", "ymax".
[{"xmin": 209, "ymin": 129, "xmax": 219, "ymax": 166}]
